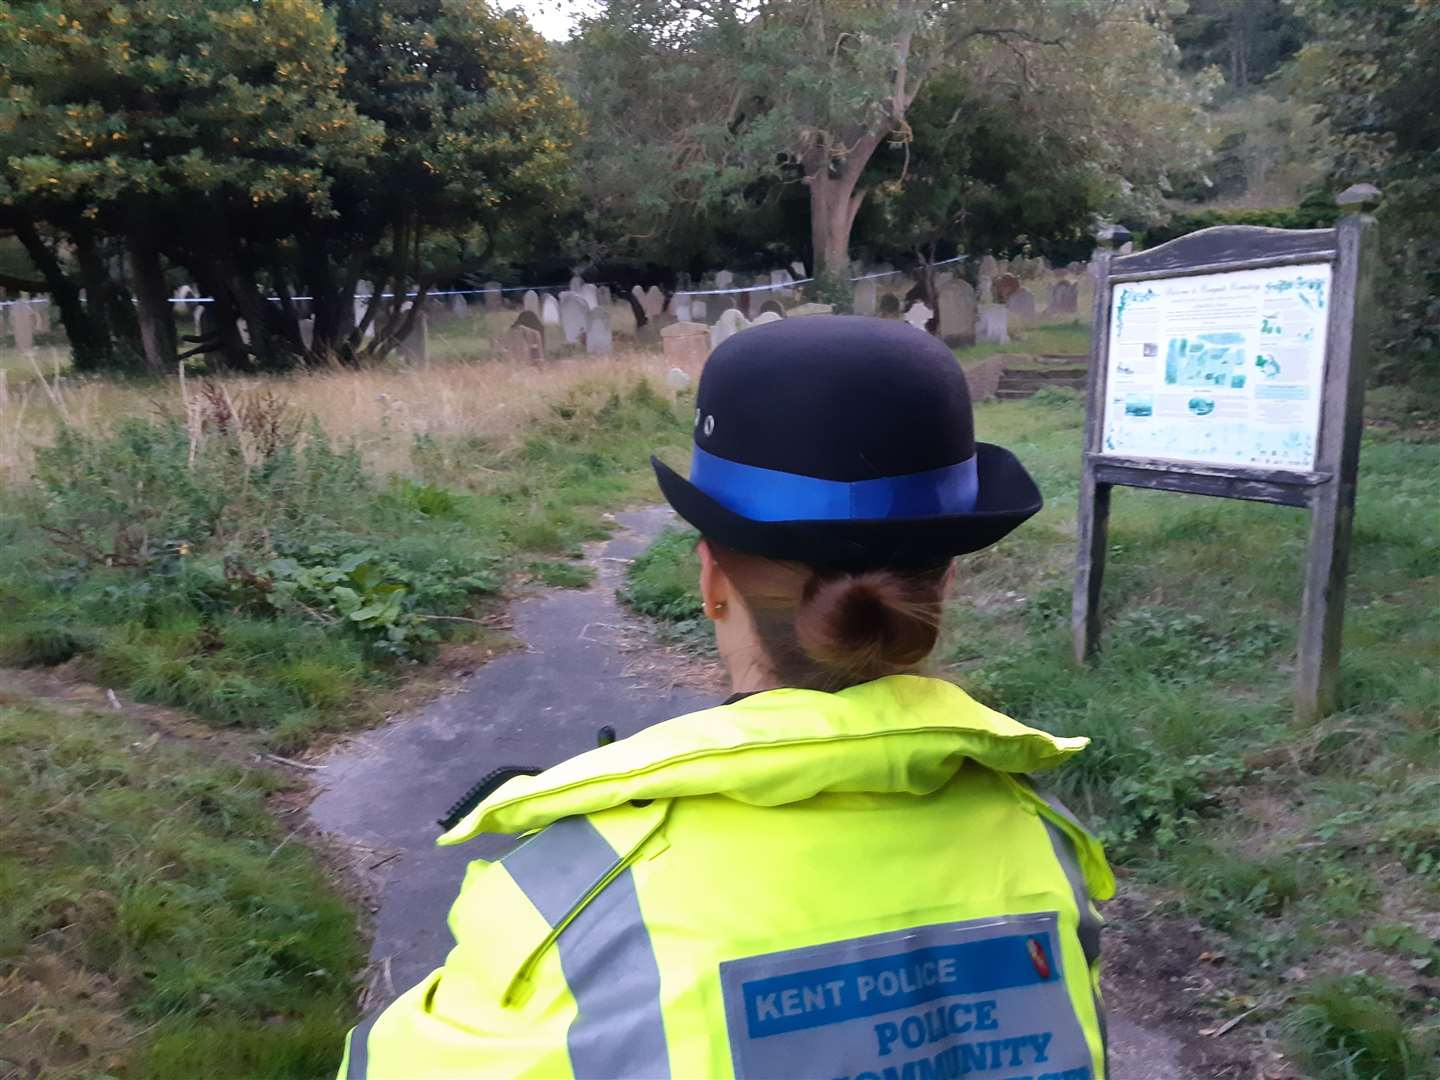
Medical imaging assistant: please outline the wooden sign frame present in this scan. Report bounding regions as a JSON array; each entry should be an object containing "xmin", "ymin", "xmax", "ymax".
[{"xmin": 1073, "ymin": 192, "xmax": 1380, "ymax": 721}]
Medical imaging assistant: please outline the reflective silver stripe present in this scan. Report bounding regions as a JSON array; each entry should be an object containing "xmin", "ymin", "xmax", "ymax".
[
  {"xmin": 1041, "ymin": 814, "xmax": 1110, "ymax": 1079},
  {"xmin": 503, "ymin": 816, "xmax": 671, "ymax": 1079},
  {"xmin": 345, "ymin": 1007, "xmax": 384, "ymax": 1080}
]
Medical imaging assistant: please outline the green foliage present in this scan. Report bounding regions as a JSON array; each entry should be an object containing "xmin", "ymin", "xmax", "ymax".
[
  {"xmin": 1286, "ymin": 974, "xmax": 1437, "ymax": 1080},
  {"xmin": 1146, "ymin": 202, "xmax": 1340, "ymax": 246},
  {"xmin": 0, "ymin": 701, "xmax": 363, "ymax": 1078}
]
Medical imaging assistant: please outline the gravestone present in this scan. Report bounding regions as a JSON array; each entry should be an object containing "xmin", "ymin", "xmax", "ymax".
[
  {"xmin": 759, "ymin": 299, "xmax": 785, "ymax": 318},
  {"xmin": 581, "ymin": 284, "xmax": 599, "ymax": 309},
  {"xmin": 541, "ymin": 294, "xmax": 561, "ymax": 327},
  {"xmin": 691, "ymin": 299, "xmax": 708, "ymax": 322},
  {"xmin": 790, "ymin": 261, "xmax": 807, "ymax": 279},
  {"xmin": 936, "ymin": 281, "xmax": 977, "ymax": 345},
  {"xmin": 559, "ymin": 293, "xmax": 588, "ymax": 344},
  {"xmin": 661, "ymin": 320, "xmax": 709, "ymax": 366},
  {"xmin": 878, "ymin": 293, "xmax": 901, "ymax": 317},
  {"xmin": 511, "ymin": 310, "xmax": 545, "ymax": 352},
  {"xmin": 34, "ymin": 297, "xmax": 48, "ymax": 334},
  {"xmin": 853, "ymin": 278, "xmax": 878, "ymax": 316},
  {"xmin": 707, "ymin": 295, "xmax": 736, "ymax": 325},
  {"xmin": 710, "ymin": 308, "xmax": 751, "ymax": 349},
  {"xmin": 569, "ymin": 275, "xmax": 585, "ymax": 293},
  {"xmin": 993, "ymin": 273, "xmax": 1021, "ymax": 303},
  {"xmin": 299, "ymin": 317, "xmax": 315, "ymax": 350},
  {"xmin": 903, "ymin": 302, "xmax": 933, "ymax": 331},
  {"xmin": 715, "ymin": 270, "xmax": 734, "ymax": 290},
  {"xmin": 672, "ymin": 293, "xmax": 692, "ymax": 321},
  {"xmin": 173, "ymin": 285, "xmax": 193, "ymax": 315},
  {"xmin": 1046, "ymin": 280, "xmax": 1079, "ymax": 317},
  {"xmin": 750, "ymin": 311, "xmax": 783, "ymax": 327},
  {"xmin": 449, "ymin": 294, "xmax": 468, "ymax": 319},
  {"xmin": 597, "ymin": 286, "xmax": 612, "ymax": 307},
  {"xmin": 978, "ymin": 254, "xmax": 998, "ymax": 278},
  {"xmin": 397, "ymin": 312, "xmax": 428, "ymax": 363},
  {"xmin": 643, "ymin": 286, "xmax": 666, "ymax": 318},
  {"xmin": 665, "ymin": 367, "xmax": 692, "ymax": 396},
  {"xmin": 585, "ymin": 306, "xmax": 613, "ymax": 355},
  {"xmin": 1007, "ymin": 287, "xmax": 1037, "ymax": 325},
  {"xmin": 523, "ymin": 290, "xmax": 541, "ymax": 318},
  {"xmin": 787, "ymin": 303, "xmax": 834, "ymax": 317},
  {"xmin": 11, "ymin": 297, "xmax": 34, "ymax": 352},
  {"xmin": 483, "ymin": 282, "xmax": 503, "ymax": 310},
  {"xmin": 501, "ymin": 324, "xmax": 544, "ymax": 363},
  {"xmin": 193, "ymin": 306, "xmax": 205, "ymax": 340},
  {"xmin": 976, "ymin": 303, "xmax": 1009, "ymax": 344}
]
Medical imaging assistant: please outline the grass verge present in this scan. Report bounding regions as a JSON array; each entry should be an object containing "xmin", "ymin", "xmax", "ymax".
[
  {"xmin": 631, "ymin": 396, "xmax": 1439, "ymax": 1079},
  {"xmin": 0, "ymin": 698, "xmax": 363, "ymax": 1079}
]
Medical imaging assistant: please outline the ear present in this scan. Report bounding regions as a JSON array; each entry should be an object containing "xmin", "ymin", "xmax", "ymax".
[{"xmin": 697, "ymin": 538, "xmax": 728, "ymax": 620}]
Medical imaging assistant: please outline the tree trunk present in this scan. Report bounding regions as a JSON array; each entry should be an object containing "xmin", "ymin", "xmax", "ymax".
[
  {"xmin": 127, "ymin": 233, "xmax": 177, "ymax": 374},
  {"xmin": 808, "ymin": 170, "xmax": 866, "ymax": 282},
  {"xmin": 12, "ymin": 221, "xmax": 111, "ymax": 372}
]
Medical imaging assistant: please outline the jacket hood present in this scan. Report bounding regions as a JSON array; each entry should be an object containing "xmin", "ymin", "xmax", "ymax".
[{"xmin": 439, "ymin": 674, "xmax": 1088, "ymax": 844}]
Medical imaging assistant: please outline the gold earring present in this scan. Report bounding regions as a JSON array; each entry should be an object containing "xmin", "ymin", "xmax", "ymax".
[{"xmin": 710, "ymin": 600, "xmax": 727, "ymax": 618}]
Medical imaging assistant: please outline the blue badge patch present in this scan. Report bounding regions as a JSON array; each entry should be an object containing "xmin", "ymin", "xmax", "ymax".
[{"xmin": 720, "ymin": 913, "xmax": 1094, "ymax": 1080}]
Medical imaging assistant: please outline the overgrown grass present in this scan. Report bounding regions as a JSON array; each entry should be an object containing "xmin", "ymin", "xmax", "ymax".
[
  {"xmin": 0, "ymin": 374, "xmax": 692, "ymax": 749},
  {"xmin": 0, "ymin": 700, "xmax": 364, "ymax": 1078},
  {"xmin": 630, "ymin": 396, "xmax": 1439, "ymax": 1078},
  {"xmin": 953, "ymin": 318, "xmax": 1092, "ymax": 364}
]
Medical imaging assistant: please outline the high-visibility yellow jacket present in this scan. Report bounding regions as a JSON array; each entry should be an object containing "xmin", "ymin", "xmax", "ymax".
[{"xmin": 340, "ymin": 675, "xmax": 1115, "ymax": 1080}]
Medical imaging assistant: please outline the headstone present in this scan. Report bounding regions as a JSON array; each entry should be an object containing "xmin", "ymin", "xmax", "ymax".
[
  {"xmin": 903, "ymin": 302, "xmax": 933, "ymax": 331},
  {"xmin": 1046, "ymin": 280, "xmax": 1079, "ymax": 317},
  {"xmin": 173, "ymin": 285, "xmax": 192, "ymax": 315},
  {"xmin": 710, "ymin": 308, "xmax": 751, "ymax": 349},
  {"xmin": 12, "ymin": 297, "xmax": 34, "ymax": 352},
  {"xmin": 790, "ymin": 261, "xmax": 807, "ymax": 279},
  {"xmin": 661, "ymin": 320, "xmax": 709, "ymax": 366},
  {"xmin": 541, "ymin": 294, "xmax": 561, "ymax": 327},
  {"xmin": 715, "ymin": 270, "xmax": 734, "ymax": 291},
  {"xmin": 569, "ymin": 274, "xmax": 585, "ymax": 293},
  {"xmin": 750, "ymin": 311, "xmax": 783, "ymax": 327},
  {"xmin": 672, "ymin": 293, "xmax": 692, "ymax": 322},
  {"xmin": 993, "ymin": 273, "xmax": 1021, "ymax": 304},
  {"xmin": 512, "ymin": 310, "xmax": 546, "ymax": 352},
  {"xmin": 33, "ymin": 297, "xmax": 48, "ymax": 334},
  {"xmin": 665, "ymin": 367, "xmax": 693, "ymax": 394},
  {"xmin": 398, "ymin": 312, "xmax": 428, "ymax": 363},
  {"xmin": 878, "ymin": 293, "xmax": 901, "ymax": 317},
  {"xmin": 450, "ymin": 294, "xmax": 467, "ymax": 318},
  {"xmin": 706, "ymin": 295, "xmax": 736, "ymax": 325},
  {"xmin": 759, "ymin": 299, "xmax": 785, "ymax": 318},
  {"xmin": 597, "ymin": 286, "xmax": 612, "ymax": 307},
  {"xmin": 501, "ymin": 324, "xmax": 544, "ymax": 363},
  {"xmin": 581, "ymin": 284, "xmax": 599, "ymax": 309},
  {"xmin": 976, "ymin": 303, "xmax": 1009, "ymax": 344},
  {"xmin": 853, "ymin": 278, "xmax": 878, "ymax": 316},
  {"xmin": 585, "ymin": 306, "xmax": 613, "ymax": 355},
  {"xmin": 788, "ymin": 303, "xmax": 834, "ymax": 318},
  {"xmin": 643, "ymin": 286, "xmax": 665, "ymax": 318},
  {"xmin": 936, "ymin": 281, "xmax": 977, "ymax": 345},
  {"xmin": 559, "ymin": 292, "xmax": 588, "ymax": 344},
  {"xmin": 978, "ymin": 254, "xmax": 998, "ymax": 278},
  {"xmin": 523, "ymin": 289, "xmax": 541, "ymax": 317},
  {"xmin": 483, "ymin": 282, "xmax": 503, "ymax": 310},
  {"xmin": 355, "ymin": 280, "xmax": 375, "ymax": 338},
  {"xmin": 690, "ymin": 299, "xmax": 708, "ymax": 322},
  {"xmin": 193, "ymin": 306, "xmax": 205, "ymax": 340},
  {"xmin": 1006, "ymin": 286, "xmax": 1037, "ymax": 325}
]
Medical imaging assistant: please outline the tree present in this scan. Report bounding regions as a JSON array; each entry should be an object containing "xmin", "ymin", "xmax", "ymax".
[
  {"xmin": 572, "ymin": 0, "xmax": 1209, "ymax": 285},
  {"xmin": 1172, "ymin": 0, "xmax": 1308, "ymax": 91},
  {"xmin": 1297, "ymin": 0, "xmax": 1440, "ymax": 384}
]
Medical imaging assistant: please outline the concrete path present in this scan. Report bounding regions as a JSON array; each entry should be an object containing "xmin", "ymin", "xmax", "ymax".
[{"xmin": 308, "ymin": 507, "xmax": 1201, "ymax": 1078}]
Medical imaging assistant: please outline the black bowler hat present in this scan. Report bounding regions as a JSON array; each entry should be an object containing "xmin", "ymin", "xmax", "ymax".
[{"xmin": 651, "ymin": 315, "xmax": 1043, "ymax": 570}]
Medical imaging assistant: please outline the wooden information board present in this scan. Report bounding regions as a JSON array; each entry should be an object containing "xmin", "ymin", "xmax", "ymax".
[{"xmin": 1073, "ymin": 188, "xmax": 1380, "ymax": 721}]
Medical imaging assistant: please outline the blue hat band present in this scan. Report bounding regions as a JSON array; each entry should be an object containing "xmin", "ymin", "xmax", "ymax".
[{"xmin": 690, "ymin": 445, "xmax": 978, "ymax": 523}]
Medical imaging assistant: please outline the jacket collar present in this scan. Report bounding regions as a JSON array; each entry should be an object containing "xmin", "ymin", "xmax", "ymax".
[{"xmin": 439, "ymin": 675, "xmax": 1088, "ymax": 843}]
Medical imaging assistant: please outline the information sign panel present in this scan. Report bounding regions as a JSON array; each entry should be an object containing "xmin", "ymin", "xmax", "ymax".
[{"xmin": 1100, "ymin": 264, "xmax": 1331, "ymax": 471}]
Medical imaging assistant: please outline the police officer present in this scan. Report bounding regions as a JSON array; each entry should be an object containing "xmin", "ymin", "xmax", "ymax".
[{"xmin": 340, "ymin": 316, "xmax": 1113, "ymax": 1079}]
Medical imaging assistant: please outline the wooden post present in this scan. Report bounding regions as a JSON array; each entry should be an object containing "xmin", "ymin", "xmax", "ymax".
[
  {"xmin": 1295, "ymin": 186, "xmax": 1380, "ymax": 721},
  {"xmin": 1072, "ymin": 226, "xmax": 1125, "ymax": 663}
]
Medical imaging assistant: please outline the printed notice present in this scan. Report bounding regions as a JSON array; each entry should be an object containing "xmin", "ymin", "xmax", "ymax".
[
  {"xmin": 720, "ymin": 914, "xmax": 1094, "ymax": 1080},
  {"xmin": 1101, "ymin": 263, "xmax": 1331, "ymax": 470}
]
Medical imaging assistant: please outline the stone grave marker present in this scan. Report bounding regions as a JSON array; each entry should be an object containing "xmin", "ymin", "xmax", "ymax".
[
  {"xmin": 978, "ymin": 254, "xmax": 998, "ymax": 277},
  {"xmin": 569, "ymin": 274, "xmax": 585, "ymax": 293},
  {"xmin": 449, "ymin": 294, "xmax": 468, "ymax": 319},
  {"xmin": 936, "ymin": 281, "xmax": 976, "ymax": 345},
  {"xmin": 1007, "ymin": 286, "xmax": 1037, "ymax": 325},
  {"xmin": 665, "ymin": 367, "xmax": 692, "ymax": 395},
  {"xmin": 581, "ymin": 284, "xmax": 599, "ymax": 308},
  {"xmin": 672, "ymin": 293, "xmax": 692, "ymax": 321},
  {"xmin": 710, "ymin": 308, "xmax": 751, "ymax": 349},
  {"xmin": 661, "ymin": 320, "xmax": 709, "ymax": 366},
  {"xmin": 483, "ymin": 282, "xmax": 503, "ymax": 309},
  {"xmin": 502, "ymin": 324, "xmax": 544, "ymax": 363},
  {"xmin": 643, "ymin": 286, "xmax": 666, "ymax": 318},
  {"xmin": 585, "ymin": 306, "xmax": 613, "ymax": 355},
  {"xmin": 853, "ymin": 278, "xmax": 878, "ymax": 316},
  {"xmin": 903, "ymin": 302, "xmax": 933, "ymax": 331},
  {"xmin": 397, "ymin": 312, "xmax": 428, "ymax": 363},
  {"xmin": 523, "ymin": 289, "xmax": 541, "ymax": 317},
  {"xmin": 691, "ymin": 299, "xmax": 708, "ymax": 322},
  {"xmin": 789, "ymin": 260, "xmax": 807, "ymax": 279},
  {"xmin": 559, "ymin": 293, "xmax": 588, "ymax": 344},
  {"xmin": 299, "ymin": 317, "xmax": 315, "ymax": 350},
  {"xmin": 1046, "ymin": 280, "xmax": 1079, "ymax": 317},
  {"xmin": 759, "ymin": 299, "xmax": 785, "ymax": 318},
  {"xmin": 33, "ymin": 297, "xmax": 48, "ymax": 334},
  {"xmin": 12, "ymin": 297, "xmax": 34, "ymax": 352},
  {"xmin": 976, "ymin": 303, "xmax": 1009, "ymax": 344},
  {"xmin": 715, "ymin": 270, "xmax": 734, "ymax": 290},
  {"xmin": 511, "ymin": 310, "xmax": 545, "ymax": 352},
  {"xmin": 750, "ymin": 311, "xmax": 783, "ymax": 327},
  {"xmin": 787, "ymin": 303, "xmax": 834, "ymax": 317},
  {"xmin": 541, "ymin": 294, "xmax": 561, "ymax": 327},
  {"xmin": 878, "ymin": 293, "xmax": 901, "ymax": 317},
  {"xmin": 993, "ymin": 273, "xmax": 1021, "ymax": 303},
  {"xmin": 706, "ymin": 295, "xmax": 735, "ymax": 325}
]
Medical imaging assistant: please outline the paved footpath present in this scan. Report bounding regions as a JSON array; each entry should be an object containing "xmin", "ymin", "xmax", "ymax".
[{"xmin": 308, "ymin": 507, "xmax": 1197, "ymax": 1079}]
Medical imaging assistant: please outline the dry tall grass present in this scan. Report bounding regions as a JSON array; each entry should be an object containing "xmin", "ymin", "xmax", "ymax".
[{"xmin": 0, "ymin": 348, "xmax": 702, "ymax": 484}]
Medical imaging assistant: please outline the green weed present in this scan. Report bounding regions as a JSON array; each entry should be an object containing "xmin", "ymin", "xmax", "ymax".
[{"xmin": 1285, "ymin": 975, "xmax": 1437, "ymax": 1080}]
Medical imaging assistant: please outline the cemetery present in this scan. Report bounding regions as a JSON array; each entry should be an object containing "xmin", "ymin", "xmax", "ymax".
[{"xmin": 0, "ymin": 3, "xmax": 1434, "ymax": 1080}]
